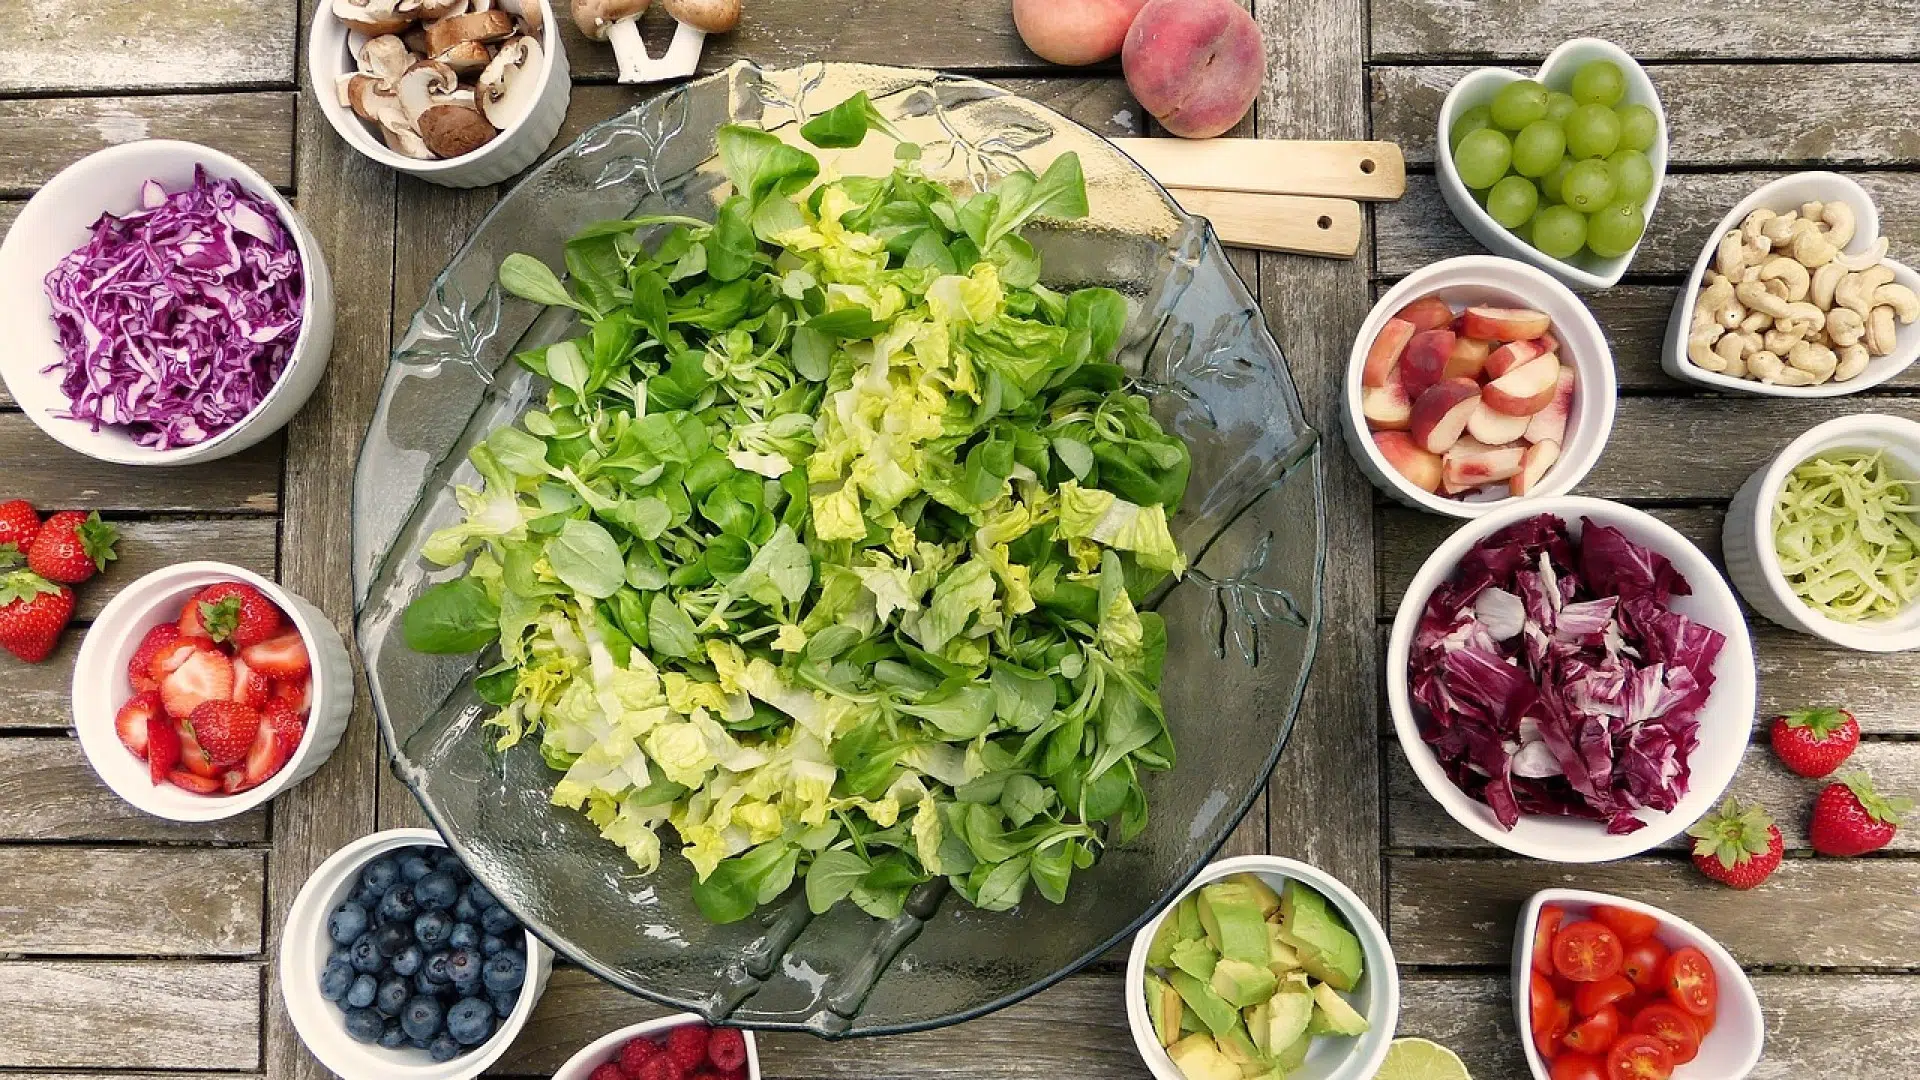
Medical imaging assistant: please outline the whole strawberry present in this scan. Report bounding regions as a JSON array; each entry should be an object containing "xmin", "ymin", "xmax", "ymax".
[
  {"xmin": 184, "ymin": 700, "xmax": 262, "ymax": 769},
  {"xmin": 1770, "ymin": 707, "xmax": 1860, "ymax": 777},
  {"xmin": 183, "ymin": 581, "xmax": 285, "ymax": 648},
  {"xmin": 1810, "ymin": 772, "xmax": 1913, "ymax": 857},
  {"xmin": 0, "ymin": 499, "xmax": 40, "ymax": 565},
  {"xmin": 27, "ymin": 510, "xmax": 118, "ymax": 584},
  {"xmin": 1687, "ymin": 797, "xmax": 1783, "ymax": 889},
  {"xmin": 0, "ymin": 570, "xmax": 76, "ymax": 663}
]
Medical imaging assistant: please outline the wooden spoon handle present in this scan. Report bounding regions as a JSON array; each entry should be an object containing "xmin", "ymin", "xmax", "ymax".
[
  {"xmin": 1167, "ymin": 189, "xmax": 1362, "ymax": 259},
  {"xmin": 1116, "ymin": 138, "xmax": 1406, "ymax": 201}
]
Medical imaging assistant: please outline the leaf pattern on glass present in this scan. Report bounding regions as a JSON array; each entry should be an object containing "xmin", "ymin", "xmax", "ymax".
[
  {"xmin": 395, "ymin": 280, "xmax": 503, "ymax": 384},
  {"xmin": 585, "ymin": 84, "xmax": 693, "ymax": 193},
  {"xmin": 752, "ymin": 61, "xmax": 829, "ymax": 129},
  {"xmin": 1141, "ymin": 308, "xmax": 1261, "ymax": 432},
  {"xmin": 1190, "ymin": 531, "xmax": 1305, "ymax": 665},
  {"xmin": 897, "ymin": 78, "xmax": 1051, "ymax": 193}
]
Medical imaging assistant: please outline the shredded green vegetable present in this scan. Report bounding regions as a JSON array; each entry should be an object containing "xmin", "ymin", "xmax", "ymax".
[{"xmin": 1773, "ymin": 450, "xmax": 1920, "ymax": 622}]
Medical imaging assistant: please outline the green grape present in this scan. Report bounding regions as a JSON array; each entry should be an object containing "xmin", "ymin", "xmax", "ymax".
[
  {"xmin": 1562, "ymin": 159, "xmax": 1616, "ymax": 213},
  {"xmin": 1545, "ymin": 91, "xmax": 1578, "ymax": 123},
  {"xmin": 1487, "ymin": 175, "xmax": 1540, "ymax": 229},
  {"xmin": 1453, "ymin": 128, "xmax": 1513, "ymax": 189},
  {"xmin": 1450, "ymin": 104, "xmax": 1494, "ymax": 149},
  {"xmin": 1607, "ymin": 149, "xmax": 1655, "ymax": 202},
  {"xmin": 1511, "ymin": 121, "xmax": 1567, "ymax": 177},
  {"xmin": 1490, "ymin": 80, "xmax": 1550, "ymax": 131},
  {"xmin": 1565, "ymin": 103, "xmax": 1621, "ymax": 159},
  {"xmin": 1539, "ymin": 157, "xmax": 1572, "ymax": 203},
  {"xmin": 1531, "ymin": 205, "xmax": 1588, "ymax": 260},
  {"xmin": 1587, "ymin": 199, "xmax": 1647, "ymax": 257},
  {"xmin": 1570, "ymin": 59, "xmax": 1626, "ymax": 106},
  {"xmin": 1615, "ymin": 104, "xmax": 1658, "ymax": 153}
]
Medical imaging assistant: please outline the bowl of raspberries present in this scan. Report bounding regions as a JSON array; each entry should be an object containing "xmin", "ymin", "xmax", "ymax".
[
  {"xmin": 281, "ymin": 828, "xmax": 553, "ymax": 1079},
  {"xmin": 555, "ymin": 1016, "xmax": 760, "ymax": 1080}
]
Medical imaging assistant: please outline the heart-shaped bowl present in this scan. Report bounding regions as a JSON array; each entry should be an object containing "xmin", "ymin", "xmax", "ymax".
[
  {"xmin": 1435, "ymin": 38, "xmax": 1668, "ymax": 291},
  {"xmin": 1513, "ymin": 889, "xmax": 1764, "ymax": 1079},
  {"xmin": 1661, "ymin": 172, "xmax": 1920, "ymax": 395}
]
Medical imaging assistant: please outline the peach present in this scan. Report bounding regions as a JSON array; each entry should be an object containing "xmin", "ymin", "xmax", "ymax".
[
  {"xmin": 1524, "ymin": 369, "xmax": 1577, "ymax": 444},
  {"xmin": 1532, "ymin": 331, "xmax": 1560, "ymax": 356},
  {"xmin": 1460, "ymin": 306, "xmax": 1552, "ymax": 342},
  {"xmin": 1443, "ymin": 335, "xmax": 1491, "ymax": 381},
  {"xmin": 1362, "ymin": 381, "xmax": 1412, "ymax": 431},
  {"xmin": 1122, "ymin": 0, "xmax": 1264, "ymax": 139},
  {"xmin": 1510, "ymin": 439, "xmax": 1561, "ymax": 496},
  {"xmin": 1408, "ymin": 377, "xmax": 1481, "ymax": 454},
  {"xmin": 1465, "ymin": 401, "xmax": 1530, "ymax": 445},
  {"xmin": 1395, "ymin": 296, "xmax": 1455, "ymax": 332},
  {"xmin": 1443, "ymin": 441, "xmax": 1526, "ymax": 494},
  {"xmin": 1482, "ymin": 352, "xmax": 1562, "ymax": 416},
  {"xmin": 1364, "ymin": 317, "xmax": 1416, "ymax": 389},
  {"xmin": 1400, "ymin": 328, "xmax": 1456, "ymax": 399},
  {"xmin": 1483, "ymin": 339, "xmax": 1545, "ymax": 381},
  {"xmin": 1014, "ymin": 0, "xmax": 1148, "ymax": 66},
  {"xmin": 1373, "ymin": 431, "xmax": 1443, "ymax": 493}
]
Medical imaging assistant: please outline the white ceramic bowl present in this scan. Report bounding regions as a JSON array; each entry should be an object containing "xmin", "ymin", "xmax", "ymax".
[
  {"xmin": 1124, "ymin": 855, "xmax": 1399, "ymax": 1080},
  {"xmin": 308, "ymin": 0, "xmax": 570, "ymax": 188},
  {"xmin": 72, "ymin": 561, "xmax": 354, "ymax": 822},
  {"xmin": 552, "ymin": 1014, "xmax": 763, "ymax": 1080},
  {"xmin": 1387, "ymin": 496, "xmax": 1757, "ymax": 861},
  {"xmin": 282, "ymin": 828, "xmax": 555, "ymax": 1080},
  {"xmin": 1723, "ymin": 412, "xmax": 1920, "ymax": 651},
  {"xmin": 1661, "ymin": 172, "xmax": 1920, "ymax": 396},
  {"xmin": 1342, "ymin": 255, "xmax": 1617, "ymax": 518},
  {"xmin": 1436, "ymin": 38, "xmax": 1668, "ymax": 290},
  {"xmin": 1514, "ymin": 889, "xmax": 1764, "ymax": 1080},
  {"xmin": 0, "ymin": 140, "xmax": 336, "ymax": 466}
]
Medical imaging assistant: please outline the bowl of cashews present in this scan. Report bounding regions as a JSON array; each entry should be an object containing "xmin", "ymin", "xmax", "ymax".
[{"xmin": 1662, "ymin": 171, "xmax": 1920, "ymax": 396}]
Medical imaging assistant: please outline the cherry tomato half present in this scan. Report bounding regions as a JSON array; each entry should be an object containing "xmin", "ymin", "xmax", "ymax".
[
  {"xmin": 1632, "ymin": 1002, "xmax": 1703, "ymax": 1065},
  {"xmin": 1536, "ymin": 996, "xmax": 1573, "ymax": 1061},
  {"xmin": 1554, "ymin": 920, "xmax": 1626, "ymax": 983},
  {"xmin": 1534, "ymin": 904, "xmax": 1567, "ymax": 976},
  {"xmin": 1621, "ymin": 937, "xmax": 1671, "ymax": 991},
  {"xmin": 1564, "ymin": 1004, "xmax": 1622, "ymax": 1055},
  {"xmin": 1662, "ymin": 946, "xmax": 1719, "ymax": 1018},
  {"xmin": 1551, "ymin": 1053, "xmax": 1608, "ymax": 1080},
  {"xmin": 1574, "ymin": 974, "xmax": 1637, "ymax": 1018},
  {"xmin": 1606, "ymin": 1033, "xmax": 1676, "ymax": 1080},
  {"xmin": 1592, "ymin": 904, "xmax": 1661, "ymax": 944},
  {"xmin": 1531, "ymin": 971, "xmax": 1561, "ymax": 1034}
]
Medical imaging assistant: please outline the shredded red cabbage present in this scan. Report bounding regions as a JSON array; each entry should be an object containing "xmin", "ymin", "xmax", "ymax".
[
  {"xmin": 1411, "ymin": 514, "xmax": 1727, "ymax": 835},
  {"xmin": 41, "ymin": 166, "xmax": 303, "ymax": 449}
]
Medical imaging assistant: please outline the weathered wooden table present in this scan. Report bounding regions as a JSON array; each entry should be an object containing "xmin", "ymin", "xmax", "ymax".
[{"xmin": 3, "ymin": 1, "xmax": 1917, "ymax": 1076}]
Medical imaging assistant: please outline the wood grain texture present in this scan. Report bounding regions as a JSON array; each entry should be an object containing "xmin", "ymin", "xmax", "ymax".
[
  {"xmin": 0, "ymin": 961, "xmax": 260, "ymax": 1069},
  {"xmin": 1376, "ymin": 171, "xmax": 1920, "ymax": 276},
  {"xmin": 0, "ymin": 736, "xmax": 266, "ymax": 841},
  {"xmin": 0, "ymin": 0, "xmax": 297, "ymax": 94},
  {"xmin": 1391, "ymin": 856, "xmax": 1920, "ymax": 967},
  {"xmin": 1371, "ymin": 0, "xmax": 1920, "ymax": 61},
  {"xmin": 0, "ymin": 416, "xmax": 280, "ymax": 513},
  {"xmin": 0, "ymin": 93, "xmax": 296, "ymax": 197},
  {"xmin": 0, "ymin": 848, "xmax": 263, "ymax": 955},
  {"xmin": 38, "ymin": 519, "xmax": 274, "ymax": 621}
]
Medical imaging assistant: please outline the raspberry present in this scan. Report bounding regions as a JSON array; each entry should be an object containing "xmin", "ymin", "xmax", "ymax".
[
  {"xmin": 664, "ymin": 1025, "xmax": 711, "ymax": 1073},
  {"xmin": 722, "ymin": 1071, "xmax": 748, "ymax": 1080},
  {"xmin": 618, "ymin": 1035, "xmax": 663, "ymax": 1077},
  {"xmin": 707, "ymin": 1027, "xmax": 748, "ymax": 1071},
  {"xmin": 632, "ymin": 1056, "xmax": 682, "ymax": 1080},
  {"xmin": 591, "ymin": 1064, "xmax": 627, "ymax": 1080}
]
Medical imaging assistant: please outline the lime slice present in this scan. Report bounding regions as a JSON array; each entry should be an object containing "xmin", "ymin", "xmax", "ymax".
[{"xmin": 1375, "ymin": 1037, "xmax": 1472, "ymax": 1080}]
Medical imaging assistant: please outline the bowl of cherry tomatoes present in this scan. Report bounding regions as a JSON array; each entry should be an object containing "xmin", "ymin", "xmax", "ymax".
[{"xmin": 1515, "ymin": 889, "xmax": 1763, "ymax": 1080}]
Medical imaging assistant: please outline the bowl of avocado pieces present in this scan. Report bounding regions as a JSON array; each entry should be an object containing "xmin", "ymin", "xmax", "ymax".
[{"xmin": 1124, "ymin": 856, "xmax": 1399, "ymax": 1080}]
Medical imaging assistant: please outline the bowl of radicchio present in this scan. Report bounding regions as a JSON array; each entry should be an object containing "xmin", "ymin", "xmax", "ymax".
[
  {"xmin": 1386, "ymin": 496, "xmax": 1755, "ymax": 861},
  {"xmin": 0, "ymin": 139, "xmax": 335, "ymax": 466}
]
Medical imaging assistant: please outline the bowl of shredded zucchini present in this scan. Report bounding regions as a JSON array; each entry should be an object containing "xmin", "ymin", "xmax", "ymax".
[
  {"xmin": 349, "ymin": 62, "xmax": 1325, "ymax": 1035},
  {"xmin": 1724, "ymin": 412, "xmax": 1920, "ymax": 652}
]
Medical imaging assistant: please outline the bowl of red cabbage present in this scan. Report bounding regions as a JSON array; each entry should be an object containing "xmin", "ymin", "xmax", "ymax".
[
  {"xmin": 0, "ymin": 139, "xmax": 334, "ymax": 465},
  {"xmin": 1387, "ymin": 496, "xmax": 1755, "ymax": 861}
]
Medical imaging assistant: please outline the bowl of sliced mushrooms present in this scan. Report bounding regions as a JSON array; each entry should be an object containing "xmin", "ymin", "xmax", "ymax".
[
  {"xmin": 308, "ymin": 0, "xmax": 570, "ymax": 187},
  {"xmin": 1664, "ymin": 171, "xmax": 1920, "ymax": 396}
]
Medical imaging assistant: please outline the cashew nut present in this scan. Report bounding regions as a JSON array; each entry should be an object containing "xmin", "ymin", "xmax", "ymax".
[
  {"xmin": 1760, "ymin": 211, "xmax": 1800, "ymax": 245},
  {"xmin": 1723, "ymin": 351, "xmax": 1749, "ymax": 379},
  {"xmin": 1873, "ymin": 283, "xmax": 1920, "ymax": 323},
  {"xmin": 1834, "ymin": 235, "xmax": 1891, "ymax": 272},
  {"xmin": 1713, "ymin": 331, "xmax": 1749, "ymax": 367},
  {"xmin": 1742, "ymin": 209, "xmax": 1777, "ymax": 244},
  {"xmin": 1836, "ymin": 343, "xmax": 1871, "ymax": 381},
  {"xmin": 1688, "ymin": 325, "xmax": 1728, "ymax": 371},
  {"xmin": 1741, "ymin": 309, "xmax": 1774, "ymax": 333},
  {"xmin": 1759, "ymin": 256, "xmax": 1811, "ymax": 302},
  {"xmin": 1788, "ymin": 340, "xmax": 1838, "ymax": 382},
  {"xmin": 1747, "ymin": 349, "xmax": 1786, "ymax": 382},
  {"xmin": 1866, "ymin": 306, "xmax": 1899, "ymax": 356},
  {"xmin": 1716, "ymin": 231, "xmax": 1751, "ymax": 277},
  {"xmin": 1820, "ymin": 202, "xmax": 1857, "ymax": 248},
  {"xmin": 1764, "ymin": 327, "xmax": 1805, "ymax": 354},
  {"xmin": 1736, "ymin": 279, "xmax": 1792, "ymax": 319},
  {"xmin": 1779, "ymin": 301, "xmax": 1827, "ymax": 335},
  {"xmin": 1800, "ymin": 201, "xmax": 1826, "ymax": 223},
  {"xmin": 1811, "ymin": 262, "xmax": 1847, "ymax": 310},
  {"xmin": 1837, "ymin": 265, "xmax": 1897, "ymax": 317},
  {"xmin": 1791, "ymin": 227, "xmax": 1839, "ymax": 268},
  {"xmin": 1825, "ymin": 306, "xmax": 1866, "ymax": 348}
]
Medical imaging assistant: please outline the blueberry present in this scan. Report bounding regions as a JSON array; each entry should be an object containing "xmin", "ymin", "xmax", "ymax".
[
  {"xmin": 424, "ymin": 950, "xmax": 453, "ymax": 985},
  {"xmin": 401, "ymin": 995, "xmax": 444, "ymax": 1042},
  {"xmin": 480, "ymin": 904, "xmax": 520, "ymax": 936},
  {"xmin": 349, "ymin": 932, "xmax": 384, "ymax": 974},
  {"xmin": 319, "ymin": 958, "xmax": 355, "ymax": 1001},
  {"xmin": 464, "ymin": 880, "xmax": 497, "ymax": 911},
  {"xmin": 480, "ymin": 934, "xmax": 508, "ymax": 957},
  {"xmin": 448, "ymin": 922, "xmax": 480, "ymax": 951},
  {"xmin": 328, "ymin": 902, "xmax": 369, "ymax": 946},
  {"xmin": 359, "ymin": 856, "xmax": 399, "ymax": 897},
  {"xmin": 398, "ymin": 851, "xmax": 433, "ymax": 883},
  {"xmin": 343, "ymin": 1007, "xmax": 385, "ymax": 1044},
  {"xmin": 353, "ymin": 884, "xmax": 384, "ymax": 912},
  {"xmin": 413, "ymin": 969, "xmax": 438, "ymax": 996},
  {"xmin": 482, "ymin": 949, "xmax": 527, "ymax": 993},
  {"xmin": 376, "ymin": 922, "xmax": 414, "ymax": 958},
  {"xmin": 446, "ymin": 947, "xmax": 482, "ymax": 986},
  {"xmin": 446, "ymin": 996, "xmax": 494, "ymax": 1045},
  {"xmin": 377, "ymin": 883, "xmax": 419, "ymax": 925},
  {"xmin": 413, "ymin": 910, "xmax": 452, "ymax": 950},
  {"xmin": 346, "ymin": 973, "xmax": 378, "ymax": 1009},
  {"xmin": 328, "ymin": 943, "xmax": 352, "ymax": 967},
  {"xmin": 409, "ymin": 1035, "xmax": 432, "ymax": 1050},
  {"xmin": 490, "ymin": 990, "xmax": 518, "ymax": 1018},
  {"xmin": 414, "ymin": 871, "xmax": 460, "ymax": 912},
  {"xmin": 428, "ymin": 1033, "xmax": 462, "ymax": 1062},
  {"xmin": 390, "ymin": 943, "xmax": 423, "ymax": 978},
  {"xmin": 376, "ymin": 976, "xmax": 411, "ymax": 1017},
  {"xmin": 451, "ymin": 895, "xmax": 481, "ymax": 924},
  {"xmin": 432, "ymin": 848, "xmax": 465, "ymax": 873},
  {"xmin": 379, "ymin": 1018, "xmax": 408, "ymax": 1049}
]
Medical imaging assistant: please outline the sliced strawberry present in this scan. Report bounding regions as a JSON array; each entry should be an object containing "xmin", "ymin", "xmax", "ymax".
[
  {"xmin": 231, "ymin": 656, "xmax": 272, "ymax": 708},
  {"xmin": 240, "ymin": 713, "xmax": 295, "ymax": 789},
  {"xmin": 114, "ymin": 691, "xmax": 162, "ymax": 760},
  {"xmin": 184, "ymin": 700, "xmax": 261, "ymax": 769},
  {"xmin": 184, "ymin": 582, "xmax": 285, "ymax": 649},
  {"xmin": 263, "ymin": 706, "xmax": 307, "ymax": 758},
  {"xmin": 149, "ymin": 636, "xmax": 221, "ymax": 683},
  {"xmin": 177, "ymin": 723, "xmax": 219, "ymax": 778},
  {"xmin": 240, "ymin": 632, "xmax": 310, "ymax": 679},
  {"xmin": 146, "ymin": 707, "xmax": 181, "ymax": 784},
  {"xmin": 221, "ymin": 767, "xmax": 254, "ymax": 794},
  {"xmin": 167, "ymin": 768, "xmax": 223, "ymax": 794},
  {"xmin": 160, "ymin": 649, "xmax": 234, "ymax": 720},
  {"xmin": 128, "ymin": 624, "xmax": 180, "ymax": 693},
  {"xmin": 271, "ymin": 676, "xmax": 312, "ymax": 717}
]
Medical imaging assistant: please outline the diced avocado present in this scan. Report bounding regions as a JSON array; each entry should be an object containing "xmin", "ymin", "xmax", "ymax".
[
  {"xmin": 1214, "ymin": 1026, "xmax": 1271, "ymax": 1080},
  {"xmin": 1310, "ymin": 981, "xmax": 1370, "ymax": 1037},
  {"xmin": 1210, "ymin": 958, "xmax": 1279, "ymax": 1009},
  {"xmin": 1280, "ymin": 879, "xmax": 1365, "ymax": 992},
  {"xmin": 1181, "ymin": 1005, "xmax": 1207, "ymax": 1035},
  {"xmin": 1265, "ymin": 923, "xmax": 1302, "ymax": 974},
  {"xmin": 1146, "ymin": 973, "xmax": 1185, "ymax": 1048},
  {"xmin": 1244, "ymin": 1000, "xmax": 1271, "ymax": 1054},
  {"xmin": 1169, "ymin": 970, "xmax": 1242, "ymax": 1037},
  {"xmin": 1177, "ymin": 895, "xmax": 1204, "ymax": 942},
  {"xmin": 1199, "ymin": 881, "xmax": 1272, "ymax": 965},
  {"xmin": 1168, "ymin": 1034, "xmax": 1241, "ymax": 1080},
  {"xmin": 1264, "ymin": 975, "xmax": 1314, "ymax": 1053},
  {"xmin": 1171, "ymin": 937, "xmax": 1219, "ymax": 983},
  {"xmin": 1269, "ymin": 1029, "xmax": 1312, "ymax": 1073},
  {"xmin": 1233, "ymin": 873, "xmax": 1282, "ymax": 919},
  {"xmin": 1148, "ymin": 913, "xmax": 1186, "ymax": 968}
]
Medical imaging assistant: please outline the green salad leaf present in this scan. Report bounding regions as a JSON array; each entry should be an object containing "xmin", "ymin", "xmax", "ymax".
[
  {"xmin": 1774, "ymin": 449, "xmax": 1920, "ymax": 622},
  {"xmin": 404, "ymin": 99, "xmax": 1192, "ymax": 923}
]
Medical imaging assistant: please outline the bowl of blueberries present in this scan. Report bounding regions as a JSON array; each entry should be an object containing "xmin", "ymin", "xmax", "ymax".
[{"xmin": 280, "ymin": 827, "xmax": 552, "ymax": 1079}]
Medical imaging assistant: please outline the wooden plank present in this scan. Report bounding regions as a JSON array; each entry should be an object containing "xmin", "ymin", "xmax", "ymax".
[
  {"xmin": 1390, "ymin": 856, "xmax": 1920, "ymax": 968},
  {"xmin": 0, "ymin": 961, "xmax": 260, "ymax": 1070},
  {"xmin": 0, "ymin": 0, "xmax": 297, "ymax": 94},
  {"xmin": 1390, "ymin": 742, "xmax": 1920, "ymax": 852},
  {"xmin": 1371, "ymin": 0, "xmax": 1920, "ymax": 62},
  {"xmin": 0, "ymin": 94, "xmax": 297, "ymax": 197},
  {"xmin": 0, "ymin": 735, "xmax": 266, "ymax": 842},
  {"xmin": 1398, "ymin": 972, "xmax": 1920, "ymax": 1080},
  {"xmin": 0, "ymin": 415, "xmax": 280, "ymax": 514},
  {"xmin": 0, "ymin": 848, "xmax": 263, "ymax": 956},
  {"xmin": 1376, "ymin": 171, "xmax": 1920, "ymax": 276},
  {"xmin": 31, "ymin": 519, "xmax": 274, "ymax": 621},
  {"xmin": 1375, "ymin": 65, "xmax": 1920, "ymax": 168}
]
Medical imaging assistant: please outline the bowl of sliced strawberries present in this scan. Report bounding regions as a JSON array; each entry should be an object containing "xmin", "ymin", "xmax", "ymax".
[
  {"xmin": 1343, "ymin": 255, "xmax": 1617, "ymax": 518},
  {"xmin": 73, "ymin": 560, "xmax": 353, "ymax": 821}
]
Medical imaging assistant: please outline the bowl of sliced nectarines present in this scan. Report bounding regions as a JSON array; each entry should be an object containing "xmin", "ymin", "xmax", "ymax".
[{"xmin": 1343, "ymin": 255, "xmax": 1617, "ymax": 517}]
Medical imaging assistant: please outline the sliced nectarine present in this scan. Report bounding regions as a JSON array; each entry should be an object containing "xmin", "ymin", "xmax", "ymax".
[
  {"xmin": 1408, "ymin": 377, "xmax": 1481, "ymax": 454},
  {"xmin": 1400, "ymin": 328, "xmax": 1456, "ymax": 399},
  {"xmin": 1483, "ymin": 339, "xmax": 1545, "ymax": 381},
  {"xmin": 1364, "ymin": 318, "xmax": 1416, "ymax": 389},
  {"xmin": 1465, "ymin": 401, "xmax": 1530, "ymax": 445},
  {"xmin": 1460, "ymin": 306, "xmax": 1552, "ymax": 342},
  {"xmin": 1373, "ymin": 431, "xmax": 1443, "ymax": 493},
  {"xmin": 1394, "ymin": 296, "xmax": 1455, "ymax": 332},
  {"xmin": 1524, "ymin": 369, "xmax": 1577, "ymax": 444},
  {"xmin": 1362, "ymin": 381, "xmax": 1413, "ymax": 431},
  {"xmin": 1443, "ymin": 336, "xmax": 1491, "ymax": 381},
  {"xmin": 1532, "ymin": 331, "xmax": 1560, "ymax": 356},
  {"xmin": 1482, "ymin": 352, "xmax": 1562, "ymax": 416},
  {"xmin": 1442, "ymin": 441, "xmax": 1526, "ymax": 493},
  {"xmin": 1510, "ymin": 439, "xmax": 1562, "ymax": 495}
]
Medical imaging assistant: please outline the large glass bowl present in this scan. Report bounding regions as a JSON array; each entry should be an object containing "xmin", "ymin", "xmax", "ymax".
[{"xmin": 351, "ymin": 61, "xmax": 1325, "ymax": 1037}]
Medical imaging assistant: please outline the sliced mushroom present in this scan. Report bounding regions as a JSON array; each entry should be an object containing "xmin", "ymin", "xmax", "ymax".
[
  {"xmin": 418, "ymin": 102, "xmax": 499, "ymax": 158},
  {"xmin": 435, "ymin": 39, "xmax": 495, "ymax": 73},
  {"xmin": 402, "ymin": 24, "xmax": 432, "ymax": 53},
  {"xmin": 500, "ymin": 0, "xmax": 545, "ymax": 38},
  {"xmin": 335, "ymin": 0, "xmax": 415, "ymax": 35},
  {"xmin": 425, "ymin": 8, "xmax": 516, "ymax": 53},
  {"xmin": 358, "ymin": 33, "xmax": 418, "ymax": 82},
  {"xmin": 410, "ymin": 0, "xmax": 468, "ymax": 17},
  {"xmin": 396, "ymin": 59, "xmax": 461, "ymax": 123},
  {"xmin": 662, "ymin": 0, "xmax": 740, "ymax": 32},
  {"xmin": 342, "ymin": 73, "xmax": 402, "ymax": 122},
  {"xmin": 477, "ymin": 36, "xmax": 544, "ymax": 131}
]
